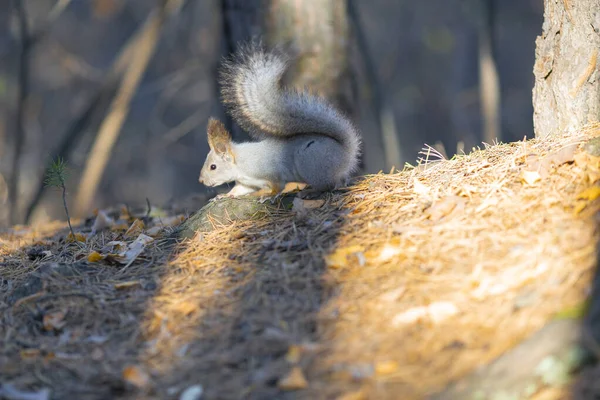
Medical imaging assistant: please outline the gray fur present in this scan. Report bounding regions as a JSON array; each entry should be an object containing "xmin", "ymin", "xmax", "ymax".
[{"xmin": 199, "ymin": 42, "xmax": 362, "ymax": 196}]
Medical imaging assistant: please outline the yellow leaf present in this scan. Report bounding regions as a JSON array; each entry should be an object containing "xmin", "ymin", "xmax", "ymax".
[
  {"xmin": 285, "ymin": 345, "xmax": 302, "ymax": 364},
  {"xmin": 576, "ymin": 186, "xmax": 600, "ymax": 201},
  {"xmin": 325, "ymin": 245, "xmax": 365, "ymax": 269},
  {"xmin": 375, "ymin": 360, "xmax": 399, "ymax": 376},
  {"xmin": 20, "ymin": 349, "xmax": 41, "ymax": 360},
  {"xmin": 278, "ymin": 367, "xmax": 308, "ymax": 390},
  {"xmin": 66, "ymin": 233, "xmax": 87, "ymax": 243},
  {"xmin": 87, "ymin": 251, "xmax": 105, "ymax": 262},
  {"xmin": 122, "ymin": 365, "xmax": 150, "ymax": 388}
]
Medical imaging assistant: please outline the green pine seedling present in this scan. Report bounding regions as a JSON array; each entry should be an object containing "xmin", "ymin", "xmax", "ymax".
[{"xmin": 44, "ymin": 157, "xmax": 75, "ymax": 239}]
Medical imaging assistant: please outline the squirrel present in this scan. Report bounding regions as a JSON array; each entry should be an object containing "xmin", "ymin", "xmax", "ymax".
[{"xmin": 198, "ymin": 42, "xmax": 362, "ymax": 198}]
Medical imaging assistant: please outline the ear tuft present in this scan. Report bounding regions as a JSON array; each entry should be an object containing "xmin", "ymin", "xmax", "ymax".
[{"xmin": 207, "ymin": 118, "xmax": 232, "ymax": 154}]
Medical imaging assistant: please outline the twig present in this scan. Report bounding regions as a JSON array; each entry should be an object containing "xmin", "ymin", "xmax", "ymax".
[
  {"xmin": 74, "ymin": 0, "xmax": 179, "ymax": 218},
  {"xmin": 9, "ymin": 0, "xmax": 30, "ymax": 225},
  {"xmin": 145, "ymin": 198, "xmax": 152, "ymax": 219},
  {"xmin": 62, "ymin": 183, "xmax": 74, "ymax": 237}
]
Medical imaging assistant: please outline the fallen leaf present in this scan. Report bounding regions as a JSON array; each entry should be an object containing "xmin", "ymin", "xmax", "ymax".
[
  {"xmin": 87, "ymin": 251, "xmax": 105, "ymax": 263},
  {"xmin": 283, "ymin": 182, "xmax": 308, "ymax": 193},
  {"xmin": 66, "ymin": 232, "xmax": 87, "ymax": 243},
  {"xmin": 412, "ymin": 178, "xmax": 430, "ymax": 196},
  {"xmin": 124, "ymin": 219, "xmax": 145, "ymax": 238},
  {"xmin": 114, "ymin": 281, "xmax": 141, "ymax": 290},
  {"xmin": 375, "ymin": 360, "xmax": 399, "ymax": 376},
  {"xmin": 20, "ymin": 349, "xmax": 41, "ymax": 360},
  {"xmin": 119, "ymin": 206, "xmax": 132, "ymax": 222},
  {"xmin": 325, "ymin": 245, "xmax": 365, "ymax": 269},
  {"xmin": 179, "ymin": 385, "xmax": 204, "ymax": 400},
  {"xmin": 91, "ymin": 210, "xmax": 114, "ymax": 234},
  {"xmin": 521, "ymin": 170, "xmax": 541, "ymax": 185},
  {"xmin": 278, "ymin": 367, "xmax": 308, "ymax": 390},
  {"xmin": 392, "ymin": 301, "xmax": 458, "ymax": 326},
  {"xmin": 110, "ymin": 223, "xmax": 130, "ymax": 232},
  {"xmin": 108, "ymin": 234, "xmax": 154, "ymax": 266},
  {"xmin": 122, "ymin": 365, "xmax": 150, "ymax": 388},
  {"xmin": 102, "ymin": 241, "xmax": 127, "ymax": 253},
  {"xmin": 576, "ymin": 186, "xmax": 600, "ymax": 201},
  {"xmin": 285, "ymin": 345, "xmax": 303, "ymax": 364},
  {"xmin": 159, "ymin": 215, "xmax": 186, "ymax": 227},
  {"xmin": 43, "ymin": 310, "xmax": 67, "ymax": 331}
]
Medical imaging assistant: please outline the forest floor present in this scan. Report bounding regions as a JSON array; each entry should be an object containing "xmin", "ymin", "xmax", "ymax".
[{"xmin": 2, "ymin": 125, "xmax": 600, "ymax": 400}]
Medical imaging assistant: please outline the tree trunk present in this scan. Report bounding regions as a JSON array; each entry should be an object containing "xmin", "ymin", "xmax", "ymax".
[
  {"xmin": 220, "ymin": 0, "xmax": 355, "ymax": 134},
  {"xmin": 532, "ymin": 0, "xmax": 600, "ymax": 138}
]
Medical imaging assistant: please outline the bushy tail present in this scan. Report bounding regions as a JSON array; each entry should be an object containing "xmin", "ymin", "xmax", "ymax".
[{"xmin": 219, "ymin": 42, "xmax": 361, "ymax": 174}]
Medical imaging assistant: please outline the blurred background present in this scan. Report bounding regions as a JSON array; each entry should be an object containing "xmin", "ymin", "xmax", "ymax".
[{"xmin": 0, "ymin": 0, "xmax": 543, "ymax": 228}]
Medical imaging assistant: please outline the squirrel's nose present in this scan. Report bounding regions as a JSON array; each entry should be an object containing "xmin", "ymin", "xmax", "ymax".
[{"xmin": 198, "ymin": 176, "xmax": 204, "ymax": 184}]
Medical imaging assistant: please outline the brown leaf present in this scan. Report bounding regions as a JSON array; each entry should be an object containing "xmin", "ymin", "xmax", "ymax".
[
  {"xmin": 124, "ymin": 219, "xmax": 145, "ymax": 238},
  {"xmin": 114, "ymin": 281, "xmax": 141, "ymax": 290},
  {"xmin": 278, "ymin": 367, "xmax": 308, "ymax": 390}
]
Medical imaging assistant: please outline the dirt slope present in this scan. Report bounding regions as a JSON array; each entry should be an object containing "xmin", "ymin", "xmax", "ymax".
[{"xmin": 2, "ymin": 125, "xmax": 600, "ymax": 400}]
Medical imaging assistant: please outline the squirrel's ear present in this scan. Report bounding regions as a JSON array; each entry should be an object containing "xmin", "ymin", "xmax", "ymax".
[{"xmin": 207, "ymin": 118, "xmax": 232, "ymax": 155}]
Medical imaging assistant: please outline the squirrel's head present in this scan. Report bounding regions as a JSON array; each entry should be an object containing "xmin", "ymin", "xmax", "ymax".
[{"xmin": 199, "ymin": 118, "xmax": 237, "ymax": 187}]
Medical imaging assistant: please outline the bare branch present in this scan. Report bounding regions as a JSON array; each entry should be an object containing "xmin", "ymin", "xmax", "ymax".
[{"xmin": 73, "ymin": 0, "xmax": 183, "ymax": 218}]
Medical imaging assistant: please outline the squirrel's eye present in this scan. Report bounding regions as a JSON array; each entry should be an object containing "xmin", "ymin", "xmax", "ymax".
[{"xmin": 210, "ymin": 164, "xmax": 217, "ymax": 170}]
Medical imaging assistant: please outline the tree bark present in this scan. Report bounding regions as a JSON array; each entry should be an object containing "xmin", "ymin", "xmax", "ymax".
[{"xmin": 532, "ymin": 0, "xmax": 600, "ymax": 138}]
